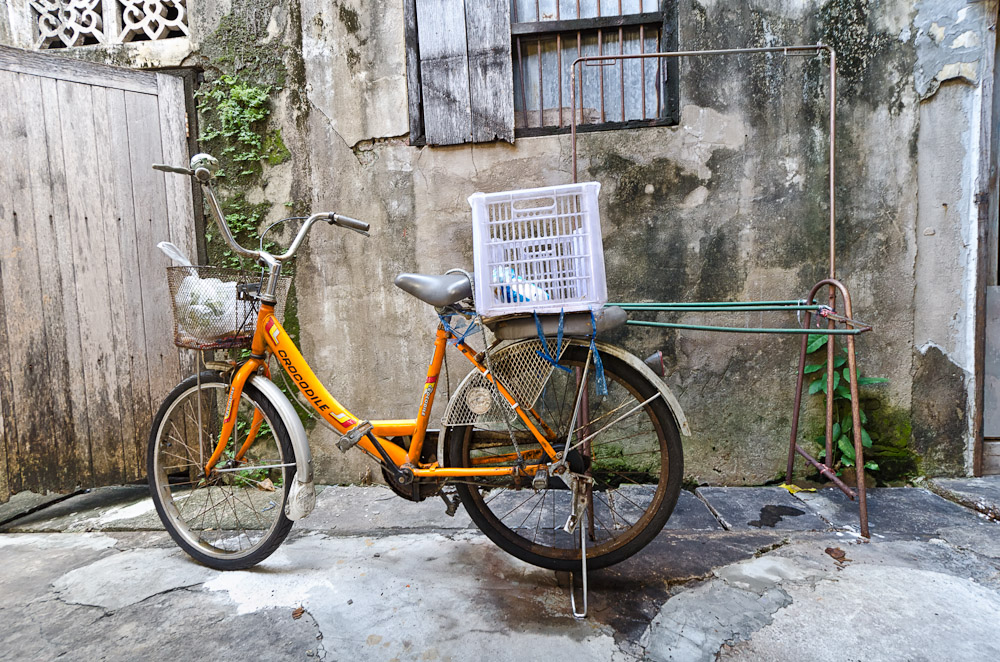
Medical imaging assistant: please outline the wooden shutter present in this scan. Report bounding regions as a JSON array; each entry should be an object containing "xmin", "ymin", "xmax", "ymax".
[
  {"xmin": 467, "ymin": 3, "xmax": 514, "ymax": 143},
  {"xmin": 413, "ymin": 0, "xmax": 514, "ymax": 145}
]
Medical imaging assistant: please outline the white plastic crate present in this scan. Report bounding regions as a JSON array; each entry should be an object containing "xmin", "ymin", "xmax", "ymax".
[{"xmin": 469, "ymin": 182, "xmax": 606, "ymax": 318}]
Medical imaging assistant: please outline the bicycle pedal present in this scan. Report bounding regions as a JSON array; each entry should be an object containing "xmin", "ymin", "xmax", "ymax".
[
  {"xmin": 439, "ymin": 493, "xmax": 460, "ymax": 517},
  {"xmin": 532, "ymin": 467, "xmax": 549, "ymax": 490},
  {"xmin": 336, "ymin": 421, "xmax": 373, "ymax": 453}
]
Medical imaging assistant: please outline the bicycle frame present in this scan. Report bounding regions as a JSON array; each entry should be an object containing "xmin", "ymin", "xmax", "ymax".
[
  {"xmin": 152, "ymin": 156, "xmax": 558, "ymax": 483},
  {"xmin": 205, "ymin": 301, "xmax": 562, "ymax": 481}
]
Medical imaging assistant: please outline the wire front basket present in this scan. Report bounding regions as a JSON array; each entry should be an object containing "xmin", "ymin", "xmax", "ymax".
[{"xmin": 167, "ymin": 266, "xmax": 292, "ymax": 350}]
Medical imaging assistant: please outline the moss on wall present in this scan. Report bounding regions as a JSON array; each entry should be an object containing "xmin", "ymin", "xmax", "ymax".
[
  {"xmin": 191, "ymin": 0, "xmax": 311, "ymax": 354},
  {"xmin": 863, "ymin": 403, "xmax": 919, "ymax": 482},
  {"xmin": 817, "ymin": 0, "xmax": 894, "ymax": 92},
  {"xmin": 199, "ymin": 1, "xmax": 290, "ymax": 84}
]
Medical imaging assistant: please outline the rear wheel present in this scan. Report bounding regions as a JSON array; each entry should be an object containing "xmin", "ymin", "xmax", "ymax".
[
  {"xmin": 448, "ymin": 343, "xmax": 683, "ymax": 571},
  {"xmin": 147, "ymin": 371, "xmax": 295, "ymax": 570}
]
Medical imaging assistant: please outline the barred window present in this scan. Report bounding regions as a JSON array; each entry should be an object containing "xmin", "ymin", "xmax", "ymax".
[
  {"xmin": 512, "ymin": 0, "xmax": 679, "ymax": 136},
  {"xmin": 403, "ymin": 0, "xmax": 678, "ymax": 146}
]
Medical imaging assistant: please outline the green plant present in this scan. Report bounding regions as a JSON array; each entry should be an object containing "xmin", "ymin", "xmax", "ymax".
[
  {"xmin": 197, "ymin": 74, "xmax": 272, "ymax": 178},
  {"xmin": 204, "ymin": 196, "xmax": 276, "ymax": 269},
  {"xmin": 805, "ymin": 334, "xmax": 888, "ymax": 474},
  {"xmin": 197, "ymin": 75, "xmax": 286, "ymax": 269},
  {"xmin": 223, "ymin": 418, "xmax": 281, "ymax": 488}
]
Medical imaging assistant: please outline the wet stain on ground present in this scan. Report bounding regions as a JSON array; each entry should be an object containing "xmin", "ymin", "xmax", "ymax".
[
  {"xmin": 470, "ymin": 530, "xmax": 785, "ymax": 645},
  {"xmin": 574, "ymin": 531, "xmax": 786, "ymax": 641},
  {"xmin": 749, "ymin": 505, "xmax": 805, "ymax": 528}
]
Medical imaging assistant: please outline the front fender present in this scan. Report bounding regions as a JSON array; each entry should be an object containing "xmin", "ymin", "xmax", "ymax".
[{"xmin": 248, "ymin": 375, "xmax": 315, "ymax": 520}]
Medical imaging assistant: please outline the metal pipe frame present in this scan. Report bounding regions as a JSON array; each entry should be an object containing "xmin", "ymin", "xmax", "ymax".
[
  {"xmin": 624, "ymin": 321, "xmax": 867, "ymax": 335},
  {"xmin": 786, "ymin": 279, "xmax": 869, "ymax": 537},
  {"xmin": 568, "ymin": 46, "xmax": 871, "ymax": 536}
]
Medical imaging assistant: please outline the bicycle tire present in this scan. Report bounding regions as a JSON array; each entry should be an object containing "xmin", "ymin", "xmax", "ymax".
[
  {"xmin": 448, "ymin": 343, "xmax": 683, "ymax": 571},
  {"xmin": 147, "ymin": 371, "xmax": 296, "ymax": 570}
]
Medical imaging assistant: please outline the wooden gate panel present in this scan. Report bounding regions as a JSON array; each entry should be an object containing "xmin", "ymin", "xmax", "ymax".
[
  {"xmin": 40, "ymin": 74, "xmax": 93, "ymax": 490},
  {"xmin": 124, "ymin": 90, "xmax": 182, "ymax": 413},
  {"xmin": 158, "ymin": 74, "xmax": 199, "ymax": 267},
  {"xmin": 93, "ymin": 86, "xmax": 137, "ymax": 483},
  {"xmin": 94, "ymin": 87, "xmax": 140, "ymax": 481},
  {"xmin": 58, "ymin": 79, "xmax": 128, "ymax": 486},
  {"xmin": 105, "ymin": 87, "xmax": 154, "ymax": 480},
  {"xmin": 157, "ymin": 73, "xmax": 199, "ymax": 381},
  {"xmin": 21, "ymin": 73, "xmax": 82, "ymax": 489},
  {"xmin": 0, "ymin": 68, "xmax": 61, "ymax": 492},
  {"xmin": 0, "ymin": 47, "xmax": 195, "ymax": 498},
  {"xmin": 0, "ymin": 70, "xmax": 23, "ymax": 499},
  {"xmin": 0, "ymin": 280, "xmax": 10, "ymax": 501}
]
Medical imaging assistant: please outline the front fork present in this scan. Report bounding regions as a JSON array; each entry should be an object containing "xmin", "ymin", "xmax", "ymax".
[{"xmin": 204, "ymin": 358, "xmax": 268, "ymax": 477}]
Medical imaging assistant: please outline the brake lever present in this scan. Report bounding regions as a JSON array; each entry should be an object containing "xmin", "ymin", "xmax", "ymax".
[{"xmin": 152, "ymin": 164, "xmax": 194, "ymax": 176}]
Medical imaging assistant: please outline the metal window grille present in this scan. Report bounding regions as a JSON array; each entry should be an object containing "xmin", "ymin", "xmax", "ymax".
[
  {"xmin": 511, "ymin": 0, "xmax": 679, "ymax": 135},
  {"xmin": 29, "ymin": 0, "xmax": 190, "ymax": 50}
]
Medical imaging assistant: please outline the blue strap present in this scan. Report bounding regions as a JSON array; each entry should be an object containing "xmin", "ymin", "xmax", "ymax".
[
  {"xmin": 439, "ymin": 313, "xmax": 477, "ymax": 346},
  {"xmin": 590, "ymin": 311, "xmax": 608, "ymax": 397},
  {"xmin": 534, "ymin": 310, "xmax": 572, "ymax": 373}
]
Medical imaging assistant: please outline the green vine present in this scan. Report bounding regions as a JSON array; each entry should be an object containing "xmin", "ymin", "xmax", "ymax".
[
  {"xmin": 196, "ymin": 74, "xmax": 290, "ymax": 269},
  {"xmin": 198, "ymin": 75, "xmax": 273, "ymax": 180},
  {"xmin": 805, "ymin": 334, "xmax": 888, "ymax": 474}
]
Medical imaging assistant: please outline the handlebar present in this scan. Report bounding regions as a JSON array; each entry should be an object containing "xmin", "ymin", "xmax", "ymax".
[
  {"xmin": 152, "ymin": 154, "xmax": 369, "ymax": 264},
  {"xmin": 329, "ymin": 213, "xmax": 370, "ymax": 234}
]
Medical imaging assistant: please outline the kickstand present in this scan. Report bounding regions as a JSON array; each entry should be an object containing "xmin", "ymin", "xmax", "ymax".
[{"xmin": 570, "ymin": 504, "xmax": 588, "ymax": 619}]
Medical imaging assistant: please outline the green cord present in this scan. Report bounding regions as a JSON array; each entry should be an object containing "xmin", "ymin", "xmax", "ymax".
[
  {"xmin": 607, "ymin": 300, "xmax": 867, "ymax": 335},
  {"xmin": 625, "ymin": 320, "xmax": 865, "ymax": 335}
]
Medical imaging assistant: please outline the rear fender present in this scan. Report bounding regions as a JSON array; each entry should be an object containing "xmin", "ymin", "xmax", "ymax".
[{"xmin": 436, "ymin": 339, "xmax": 691, "ymax": 465}]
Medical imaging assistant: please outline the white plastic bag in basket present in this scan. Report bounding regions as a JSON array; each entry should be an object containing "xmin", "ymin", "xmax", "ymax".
[
  {"xmin": 174, "ymin": 276, "xmax": 240, "ymax": 341},
  {"xmin": 158, "ymin": 242, "xmax": 242, "ymax": 342}
]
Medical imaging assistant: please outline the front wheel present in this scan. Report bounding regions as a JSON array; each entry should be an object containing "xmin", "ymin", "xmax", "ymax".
[
  {"xmin": 448, "ymin": 343, "xmax": 683, "ymax": 571},
  {"xmin": 147, "ymin": 371, "xmax": 296, "ymax": 570}
]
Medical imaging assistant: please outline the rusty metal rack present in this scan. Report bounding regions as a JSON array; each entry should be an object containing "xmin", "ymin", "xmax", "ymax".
[{"xmin": 569, "ymin": 45, "xmax": 873, "ymax": 538}]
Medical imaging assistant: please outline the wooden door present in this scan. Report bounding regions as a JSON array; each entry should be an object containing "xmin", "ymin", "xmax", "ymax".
[
  {"xmin": 985, "ymin": 288, "xmax": 1000, "ymax": 473},
  {"xmin": 0, "ymin": 46, "xmax": 197, "ymax": 501}
]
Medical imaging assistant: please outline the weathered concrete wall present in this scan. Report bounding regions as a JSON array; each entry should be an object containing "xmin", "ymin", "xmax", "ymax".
[
  {"xmin": 911, "ymin": 1, "xmax": 992, "ymax": 474},
  {"xmin": 2, "ymin": 0, "xmax": 994, "ymax": 483},
  {"xmin": 300, "ymin": 0, "xmax": 993, "ymax": 483}
]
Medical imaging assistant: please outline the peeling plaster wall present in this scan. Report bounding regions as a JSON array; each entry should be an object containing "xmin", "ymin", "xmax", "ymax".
[
  {"xmin": 300, "ymin": 1, "xmax": 409, "ymax": 147},
  {"xmin": 912, "ymin": 0, "xmax": 993, "ymax": 474},
  {"xmin": 1, "ymin": 0, "xmax": 995, "ymax": 482},
  {"xmin": 302, "ymin": 0, "xmax": 993, "ymax": 482}
]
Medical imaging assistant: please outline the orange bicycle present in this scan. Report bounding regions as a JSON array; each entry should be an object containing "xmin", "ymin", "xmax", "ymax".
[{"xmin": 147, "ymin": 154, "xmax": 687, "ymax": 575}]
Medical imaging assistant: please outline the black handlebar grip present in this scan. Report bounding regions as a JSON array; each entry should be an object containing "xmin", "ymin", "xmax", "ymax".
[{"xmin": 333, "ymin": 214, "xmax": 371, "ymax": 234}]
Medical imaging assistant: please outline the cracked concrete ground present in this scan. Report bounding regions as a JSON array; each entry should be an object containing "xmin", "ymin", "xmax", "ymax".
[{"xmin": 1, "ymin": 480, "xmax": 999, "ymax": 661}]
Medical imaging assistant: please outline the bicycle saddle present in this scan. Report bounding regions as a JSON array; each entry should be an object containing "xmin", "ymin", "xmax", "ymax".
[{"xmin": 394, "ymin": 272, "xmax": 472, "ymax": 307}]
